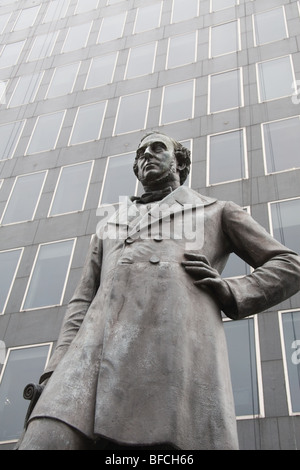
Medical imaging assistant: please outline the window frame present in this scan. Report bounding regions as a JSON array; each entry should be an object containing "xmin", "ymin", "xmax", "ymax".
[
  {"xmin": 222, "ymin": 315, "xmax": 265, "ymax": 419},
  {"xmin": 0, "ymin": 247, "xmax": 24, "ymax": 315},
  {"xmin": 171, "ymin": 0, "xmax": 200, "ymax": 24},
  {"xmin": 12, "ymin": 5, "xmax": 41, "ymax": 32},
  {"xmin": 0, "ymin": 40, "xmax": 26, "ymax": 69},
  {"xmin": 68, "ymin": 101, "xmax": 107, "ymax": 146},
  {"xmin": 278, "ymin": 308, "xmax": 300, "ymax": 416},
  {"xmin": 208, "ymin": 67, "xmax": 244, "ymax": 114},
  {"xmin": 113, "ymin": 90, "xmax": 150, "ymax": 136},
  {"xmin": 133, "ymin": 3, "xmax": 162, "ymax": 34},
  {"xmin": 0, "ymin": 170, "xmax": 48, "ymax": 226},
  {"xmin": 84, "ymin": 52, "xmax": 118, "ymax": 90},
  {"xmin": 48, "ymin": 160, "xmax": 94, "ymax": 217},
  {"xmin": 0, "ymin": 119, "xmax": 26, "ymax": 161},
  {"xmin": 8, "ymin": 71, "xmax": 44, "ymax": 108},
  {"xmin": 26, "ymin": 31, "xmax": 59, "ymax": 62},
  {"xmin": 166, "ymin": 31, "xmax": 198, "ymax": 69},
  {"xmin": 0, "ymin": 343, "xmax": 52, "ymax": 444},
  {"xmin": 61, "ymin": 22, "xmax": 92, "ymax": 54},
  {"xmin": 25, "ymin": 110, "xmax": 66, "ymax": 155},
  {"xmin": 252, "ymin": 6, "xmax": 288, "ymax": 47},
  {"xmin": 209, "ymin": 19, "xmax": 241, "ymax": 58},
  {"xmin": 159, "ymin": 79, "xmax": 195, "ymax": 126},
  {"xmin": 124, "ymin": 42, "xmax": 157, "ymax": 79},
  {"xmin": 210, "ymin": 0, "xmax": 239, "ymax": 13},
  {"xmin": 45, "ymin": 62, "xmax": 81, "ymax": 99},
  {"xmin": 256, "ymin": 55, "xmax": 296, "ymax": 103},
  {"xmin": 206, "ymin": 127, "xmax": 248, "ymax": 186},
  {"xmin": 261, "ymin": 116, "xmax": 300, "ymax": 175},
  {"xmin": 97, "ymin": 12, "xmax": 127, "ymax": 44},
  {"xmin": 21, "ymin": 238, "xmax": 76, "ymax": 312}
]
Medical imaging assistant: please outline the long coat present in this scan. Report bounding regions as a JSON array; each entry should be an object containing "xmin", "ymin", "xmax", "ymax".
[{"xmin": 30, "ymin": 186, "xmax": 300, "ymax": 450}]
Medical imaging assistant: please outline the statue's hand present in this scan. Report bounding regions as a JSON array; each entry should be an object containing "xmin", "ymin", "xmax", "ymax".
[{"xmin": 182, "ymin": 253, "xmax": 234, "ymax": 311}]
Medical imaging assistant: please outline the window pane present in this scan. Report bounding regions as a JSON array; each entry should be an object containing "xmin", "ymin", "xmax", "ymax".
[
  {"xmin": 98, "ymin": 13, "xmax": 126, "ymax": 43},
  {"xmin": 46, "ymin": 63, "xmax": 79, "ymax": 99},
  {"xmin": 27, "ymin": 111, "xmax": 65, "ymax": 154},
  {"xmin": 281, "ymin": 311, "xmax": 300, "ymax": 413},
  {"xmin": 62, "ymin": 23, "xmax": 91, "ymax": 53},
  {"xmin": 13, "ymin": 6, "xmax": 40, "ymax": 31},
  {"xmin": 75, "ymin": 0, "xmax": 99, "ymax": 13},
  {"xmin": 254, "ymin": 7, "xmax": 287, "ymax": 46},
  {"xmin": 161, "ymin": 81, "xmax": 194, "ymax": 125},
  {"xmin": 270, "ymin": 199, "xmax": 300, "ymax": 254},
  {"xmin": 69, "ymin": 102, "xmax": 106, "ymax": 145},
  {"xmin": 1, "ymin": 172, "xmax": 46, "ymax": 225},
  {"xmin": 0, "ymin": 13, "xmax": 11, "ymax": 34},
  {"xmin": 263, "ymin": 117, "xmax": 300, "ymax": 173},
  {"xmin": 0, "ymin": 345, "xmax": 50, "ymax": 442},
  {"xmin": 114, "ymin": 91, "xmax": 149, "ymax": 135},
  {"xmin": 134, "ymin": 3, "xmax": 162, "ymax": 33},
  {"xmin": 0, "ymin": 120, "xmax": 24, "ymax": 160},
  {"xmin": 224, "ymin": 319, "xmax": 260, "ymax": 416},
  {"xmin": 100, "ymin": 153, "xmax": 137, "ymax": 205},
  {"xmin": 23, "ymin": 240, "xmax": 75, "ymax": 310},
  {"xmin": 257, "ymin": 56, "xmax": 294, "ymax": 101},
  {"xmin": 85, "ymin": 53, "xmax": 118, "ymax": 89},
  {"xmin": 0, "ymin": 249, "xmax": 22, "ymax": 314},
  {"xmin": 49, "ymin": 162, "xmax": 93, "ymax": 216},
  {"xmin": 172, "ymin": 0, "xmax": 199, "ymax": 23},
  {"xmin": 210, "ymin": 69, "xmax": 242, "ymax": 112},
  {"xmin": 211, "ymin": 0, "xmax": 237, "ymax": 12},
  {"xmin": 9, "ymin": 72, "xmax": 43, "ymax": 107},
  {"xmin": 222, "ymin": 252, "xmax": 250, "ymax": 278},
  {"xmin": 209, "ymin": 129, "xmax": 246, "ymax": 184},
  {"xmin": 0, "ymin": 41, "xmax": 25, "ymax": 69},
  {"xmin": 210, "ymin": 21, "xmax": 239, "ymax": 57},
  {"xmin": 27, "ymin": 32, "xmax": 58, "ymax": 62},
  {"xmin": 43, "ymin": 0, "xmax": 69, "ymax": 23},
  {"xmin": 167, "ymin": 32, "xmax": 197, "ymax": 68},
  {"xmin": 125, "ymin": 43, "xmax": 156, "ymax": 79}
]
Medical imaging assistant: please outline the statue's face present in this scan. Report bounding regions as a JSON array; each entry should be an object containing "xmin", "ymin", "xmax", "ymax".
[{"xmin": 136, "ymin": 134, "xmax": 178, "ymax": 186}]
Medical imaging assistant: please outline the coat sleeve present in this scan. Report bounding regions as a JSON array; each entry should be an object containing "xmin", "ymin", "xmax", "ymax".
[
  {"xmin": 221, "ymin": 201, "xmax": 300, "ymax": 320},
  {"xmin": 40, "ymin": 234, "xmax": 102, "ymax": 383}
]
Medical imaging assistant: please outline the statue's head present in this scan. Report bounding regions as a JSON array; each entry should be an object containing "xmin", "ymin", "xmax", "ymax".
[{"xmin": 133, "ymin": 131, "xmax": 191, "ymax": 188}]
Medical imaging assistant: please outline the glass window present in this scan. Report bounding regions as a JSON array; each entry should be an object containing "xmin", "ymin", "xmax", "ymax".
[
  {"xmin": 75, "ymin": 0, "xmax": 99, "ymax": 14},
  {"xmin": 262, "ymin": 117, "xmax": 300, "ymax": 174},
  {"xmin": 0, "ymin": 344, "xmax": 51, "ymax": 443},
  {"xmin": 46, "ymin": 63, "xmax": 80, "ymax": 99},
  {"xmin": 43, "ymin": 0, "xmax": 69, "ymax": 23},
  {"xmin": 210, "ymin": 21, "xmax": 240, "ymax": 57},
  {"xmin": 49, "ymin": 161, "xmax": 93, "ymax": 216},
  {"xmin": 26, "ymin": 111, "xmax": 65, "ymax": 155},
  {"xmin": 12, "ymin": 6, "xmax": 40, "ymax": 31},
  {"xmin": 1, "ymin": 171, "xmax": 47, "ymax": 225},
  {"xmin": 100, "ymin": 153, "xmax": 137, "ymax": 205},
  {"xmin": 22, "ymin": 239, "xmax": 75, "ymax": 310},
  {"xmin": 125, "ymin": 43, "xmax": 156, "ymax": 79},
  {"xmin": 211, "ymin": 0, "xmax": 238, "ymax": 12},
  {"xmin": 62, "ymin": 23, "xmax": 91, "ymax": 53},
  {"xmin": 8, "ymin": 72, "xmax": 43, "ymax": 108},
  {"xmin": 224, "ymin": 318, "xmax": 261, "ymax": 417},
  {"xmin": 171, "ymin": 0, "xmax": 199, "ymax": 23},
  {"xmin": 0, "ymin": 120, "xmax": 25, "ymax": 160},
  {"xmin": 209, "ymin": 69, "xmax": 243, "ymax": 113},
  {"xmin": 69, "ymin": 101, "xmax": 107, "ymax": 145},
  {"xmin": 27, "ymin": 32, "xmax": 58, "ymax": 62},
  {"xmin": 269, "ymin": 198, "xmax": 300, "ymax": 254},
  {"xmin": 167, "ymin": 32, "xmax": 197, "ymax": 69},
  {"xmin": 160, "ymin": 80, "xmax": 194, "ymax": 125},
  {"xmin": 97, "ymin": 13, "xmax": 126, "ymax": 43},
  {"xmin": 85, "ymin": 53, "xmax": 118, "ymax": 89},
  {"xmin": 134, "ymin": 3, "xmax": 162, "ymax": 33},
  {"xmin": 0, "ymin": 13, "xmax": 11, "ymax": 34},
  {"xmin": 253, "ymin": 7, "xmax": 288, "ymax": 46},
  {"xmin": 114, "ymin": 91, "xmax": 150, "ymax": 135},
  {"xmin": 280, "ymin": 310, "xmax": 300, "ymax": 414},
  {"xmin": 0, "ymin": 248, "xmax": 23, "ymax": 314},
  {"xmin": 257, "ymin": 56, "xmax": 294, "ymax": 102},
  {"xmin": 0, "ymin": 41, "xmax": 25, "ymax": 69},
  {"xmin": 107, "ymin": 0, "xmax": 122, "ymax": 4},
  {"xmin": 208, "ymin": 129, "xmax": 247, "ymax": 185}
]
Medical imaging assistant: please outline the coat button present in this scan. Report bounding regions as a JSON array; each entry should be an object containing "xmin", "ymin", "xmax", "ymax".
[
  {"xmin": 149, "ymin": 255, "xmax": 160, "ymax": 264},
  {"xmin": 154, "ymin": 235, "xmax": 163, "ymax": 242},
  {"xmin": 125, "ymin": 237, "xmax": 134, "ymax": 244}
]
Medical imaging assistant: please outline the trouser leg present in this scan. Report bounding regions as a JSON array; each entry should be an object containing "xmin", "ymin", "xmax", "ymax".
[{"xmin": 17, "ymin": 418, "xmax": 92, "ymax": 450}]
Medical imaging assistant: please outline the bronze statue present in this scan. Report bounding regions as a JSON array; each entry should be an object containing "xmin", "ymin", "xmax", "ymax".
[{"xmin": 18, "ymin": 132, "xmax": 300, "ymax": 450}]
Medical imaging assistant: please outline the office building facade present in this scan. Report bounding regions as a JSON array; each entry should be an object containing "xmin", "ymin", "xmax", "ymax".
[{"xmin": 0, "ymin": 0, "xmax": 300, "ymax": 450}]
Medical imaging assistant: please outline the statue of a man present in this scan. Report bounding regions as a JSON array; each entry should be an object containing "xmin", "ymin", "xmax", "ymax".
[{"xmin": 18, "ymin": 132, "xmax": 300, "ymax": 450}]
